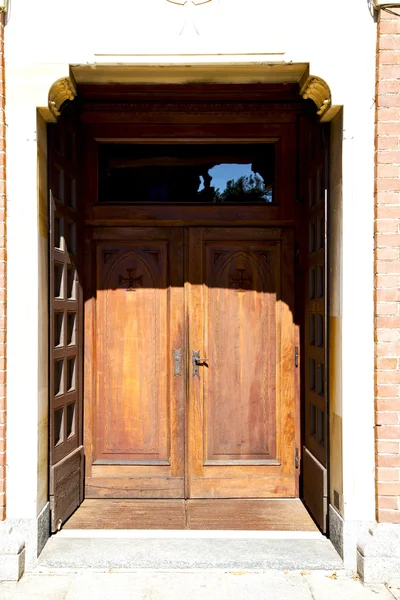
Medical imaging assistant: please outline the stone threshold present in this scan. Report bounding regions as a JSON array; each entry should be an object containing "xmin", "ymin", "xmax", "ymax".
[{"xmin": 34, "ymin": 535, "xmax": 343, "ymax": 573}]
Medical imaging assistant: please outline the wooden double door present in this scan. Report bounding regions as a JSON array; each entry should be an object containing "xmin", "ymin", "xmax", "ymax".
[{"xmin": 85, "ymin": 226, "xmax": 297, "ymax": 499}]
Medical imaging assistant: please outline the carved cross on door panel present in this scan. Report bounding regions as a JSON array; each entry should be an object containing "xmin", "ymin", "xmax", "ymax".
[
  {"xmin": 230, "ymin": 268, "xmax": 252, "ymax": 292},
  {"xmin": 119, "ymin": 268, "xmax": 143, "ymax": 292}
]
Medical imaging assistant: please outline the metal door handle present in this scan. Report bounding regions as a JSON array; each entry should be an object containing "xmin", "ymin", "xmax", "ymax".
[{"xmin": 192, "ymin": 350, "xmax": 209, "ymax": 376}]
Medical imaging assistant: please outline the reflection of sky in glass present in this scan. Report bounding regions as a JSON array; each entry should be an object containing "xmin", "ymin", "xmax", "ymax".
[{"xmin": 198, "ymin": 164, "xmax": 254, "ymax": 192}]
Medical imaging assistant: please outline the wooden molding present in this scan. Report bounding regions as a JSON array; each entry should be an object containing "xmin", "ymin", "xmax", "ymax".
[
  {"xmin": 48, "ymin": 77, "xmax": 77, "ymax": 119},
  {"xmin": 82, "ymin": 101, "xmax": 304, "ymax": 114},
  {"xmin": 299, "ymin": 76, "xmax": 331, "ymax": 118}
]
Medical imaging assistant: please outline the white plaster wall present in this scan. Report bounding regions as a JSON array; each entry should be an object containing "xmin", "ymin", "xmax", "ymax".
[{"xmin": 4, "ymin": 0, "xmax": 377, "ymax": 563}]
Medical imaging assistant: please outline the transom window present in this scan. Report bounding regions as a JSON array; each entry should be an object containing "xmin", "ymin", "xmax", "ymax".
[{"xmin": 98, "ymin": 143, "xmax": 276, "ymax": 204}]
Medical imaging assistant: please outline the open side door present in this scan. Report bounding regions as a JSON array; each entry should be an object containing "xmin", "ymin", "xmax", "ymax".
[
  {"xmin": 49, "ymin": 103, "xmax": 84, "ymax": 532},
  {"xmin": 299, "ymin": 115, "xmax": 329, "ymax": 532}
]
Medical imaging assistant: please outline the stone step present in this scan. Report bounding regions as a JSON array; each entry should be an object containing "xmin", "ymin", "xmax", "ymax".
[{"xmin": 35, "ymin": 533, "xmax": 343, "ymax": 572}]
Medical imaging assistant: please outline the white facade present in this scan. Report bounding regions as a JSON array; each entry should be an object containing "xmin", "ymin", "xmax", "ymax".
[{"xmin": 2, "ymin": 0, "xmax": 380, "ymax": 577}]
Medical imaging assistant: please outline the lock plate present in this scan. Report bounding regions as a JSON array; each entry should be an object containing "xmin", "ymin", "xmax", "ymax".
[{"xmin": 173, "ymin": 349, "xmax": 182, "ymax": 377}]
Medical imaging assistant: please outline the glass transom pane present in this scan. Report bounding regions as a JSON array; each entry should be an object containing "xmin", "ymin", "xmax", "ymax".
[{"xmin": 99, "ymin": 143, "xmax": 276, "ymax": 204}]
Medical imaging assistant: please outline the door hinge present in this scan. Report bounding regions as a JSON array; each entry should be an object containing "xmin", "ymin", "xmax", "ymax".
[
  {"xmin": 295, "ymin": 346, "xmax": 299, "ymax": 368},
  {"xmin": 295, "ymin": 447, "xmax": 300, "ymax": 469}
]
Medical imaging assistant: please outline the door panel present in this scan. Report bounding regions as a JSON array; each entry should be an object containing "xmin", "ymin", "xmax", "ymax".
[
  {"xmin": 85, "ymin": 228, "xmax": 185, "ymax": 498},
  {"xmin": 49, "ymin": 107, "xmax": 84, "ymax": 532},
  {"xmin": 204, "ymin": 243, "xmax": 278, "ymax": 464},
  {"xmin": 96, "ymin": 243, "xmax": 169, "ymax": 463},
  {"xmin": 299, "ymin": 116, "xmax": 329, "ymax": 532},
  {"xmin": 187, "ymin": 228, "xmax": 297, "ymax": 498}
]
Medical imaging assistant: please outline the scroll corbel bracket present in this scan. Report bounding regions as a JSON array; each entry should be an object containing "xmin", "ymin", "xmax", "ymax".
[
  {"xmin": 300, "ymin": 76, "xmax": 332, "ymax": 119},
  {"xmin": 48, "ymin": 77, "xmax": 77, "ymax": 120}
]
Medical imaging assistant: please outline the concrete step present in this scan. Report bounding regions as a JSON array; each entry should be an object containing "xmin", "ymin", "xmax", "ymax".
[{"xmin": 35, "ymin": 532, "xmax": 343, "ymax": 572}]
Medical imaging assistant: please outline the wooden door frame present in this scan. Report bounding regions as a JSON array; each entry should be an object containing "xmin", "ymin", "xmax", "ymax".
[
  {"xmin": 81, "ymin": 126, "xmax": 297, "ymax": 227},
  {"xmin": 81, "ymin": 119, "xmax": 301, "ymax": 492},
  {"xmin": 75, "ymin": 94, "xmax": 327, "ymax": 508}
]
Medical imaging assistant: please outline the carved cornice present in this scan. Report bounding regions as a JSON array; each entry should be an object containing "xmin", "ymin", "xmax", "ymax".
[
  {"xmin": 299, "ymin": 76, "xmax": 331, "ymax": 118},
  {"xmin": 48, "ymin": 77, "xmax": 77, "ymax": 119},
  {"xmin": 82, "ymin": 101, "xmax": 304, "ymax": 114}
]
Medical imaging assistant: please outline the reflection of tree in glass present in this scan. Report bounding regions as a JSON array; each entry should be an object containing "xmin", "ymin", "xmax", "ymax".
[{"xmin": 217, "ymin": 174, "xmax": 273, "ymax": 203}]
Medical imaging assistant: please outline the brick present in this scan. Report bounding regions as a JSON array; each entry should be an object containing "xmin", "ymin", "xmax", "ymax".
[
  {"xmin": 376, "ymin": 288, "xmax": 400, "ymax": 301},
  {"xmin": 376, "ymin": 248, "xmax": 400, "ymax": 261},
  {"xmin": 378, "ymin": 66, "xmax": 400, "ymax": 81},
  {"xmin": 375, "ymin": 220, "xmax": 399, "ymax": 233},
  {"xmin": 377, "ymin": 95, "xmax": 400, "ymax": 109},
  {"xmin": 376, "ymin": 180, "xmax": 400, "ymax": 193},
  {"xmin": 376, "ymin": 260, "xmax": 400, "ymax": 274},
  {"xmin": 377, "ymin": 496, "xmax": 399, "ymax": 510},
  {"xmin": 377, "ymin": 400, "xmax": 400, "ymax": 411},
  {"xmin": 376, "ymin": 303, "xmax": 399, "ymax": 316},
  {"xmin": 377, "ymin": 482, "xmax": 400, "ymax": 495},
  {"xmin": 376, "ymin": 162, "xmax": 400, "ymax": 175},
  {"xmin": 377, "ymin": 455, "xmax": 400, "ymax": 468},
  {"xmin": 377, "ymin": 150, "xmax": 400, "ymax": 164},
  {"xmin": 376, "ymin": 412, "xmax": 400, "ymax": 425},
  {"xmin": 379, "ymin": 36, "xmax": 400, "ymax": 51},
  {"xmin": 377, "ymin": 372, "xmax": 400, "ymax": 384},
  {"xmin": 378, "ymin": 509, "xmax": 400, "ymax": 524},
  {"xmin": 377, "ymin": 441, "xmax": 400, "ymax": 453},
  {"xmin": 376, "ymin": 235, "xmax": 400, "ymax": 249},
  {"xmin": 377, "ymin": 467, "xmax": 400, "ymax": 480},
  {"xmin": 380, "ymin": 21, "xmax": 400, "ymax": 34},
  {"xmin": 377, "ymin": 357, "xmax": 399, "ymax": 369},
  {"xmin": 375, "ymin": 331, "xmax": 400, "ymax": 344},
  {"xmin": 376, "ymin": 425, "xmax": 400, "ymax": 439},
  {"xmin": 376, "ymin": 317, "xmax": 400, "ymax": 328},
  {"xmin": 375, "ymin": 275, "xmax": 400, "ymax": 288},
  {"xmin": 377, "ymin": 136, "xmax": 400, "ymax": 150},
  {"xmin": 377, "ymin": 79, "xmax": 400, "ymax": 93},
  {"xmin": 377, "ymin": 107, "xmax": 400, "ymax": 121},
  {"xmin": 376, "ymin": 385, "xmax": 400, "ymax": 398},
  {"xmin": 378, "ymin": 51, "xmax": 400, "ymax": 65},
  {"xmin": 376, "ymin": 205, "xmax": 400, "ymax": 219}
]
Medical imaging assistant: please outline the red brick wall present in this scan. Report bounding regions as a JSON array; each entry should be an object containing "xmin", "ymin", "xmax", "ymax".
[
  {"xmin": 375, "ymin": 8, "xmax": 400, "ymax": 524},
  {"xmin": 0, "ymin": 12, "xmax": 5, "ymax": 522}
]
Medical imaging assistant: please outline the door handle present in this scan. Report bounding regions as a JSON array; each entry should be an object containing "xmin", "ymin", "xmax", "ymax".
[{"xmin": 192, "ymin": 350, "xmax": 209, "ymax": 377}]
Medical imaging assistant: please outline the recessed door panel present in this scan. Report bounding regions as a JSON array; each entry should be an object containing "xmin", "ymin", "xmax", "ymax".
[
  {"xmin": 97, "ymin": 245, "xmax": 169, "ymax": 463},
  {"xmin": 204, "ymin": 246, "xmax": 278, "ymax": 465}
]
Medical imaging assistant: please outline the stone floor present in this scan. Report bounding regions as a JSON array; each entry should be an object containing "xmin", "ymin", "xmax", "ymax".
[{"xmin": 0, "ymin": 570, "xmax": 399, "ymax": 600}]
